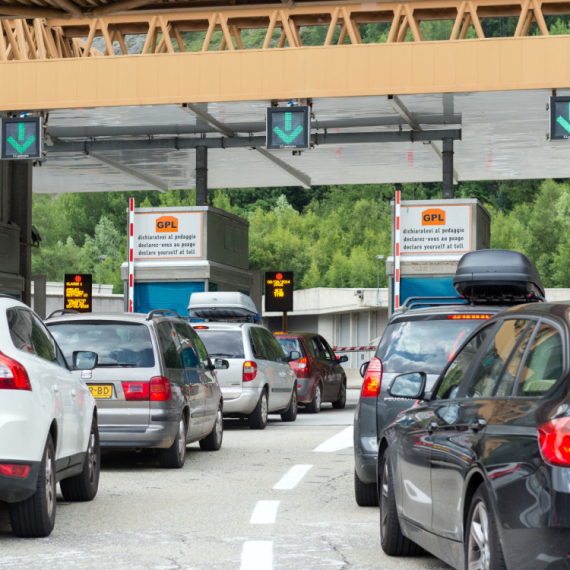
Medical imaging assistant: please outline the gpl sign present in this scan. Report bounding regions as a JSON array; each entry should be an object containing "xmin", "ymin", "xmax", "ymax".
[{"xmin": 1, "ymin": 117, "xmax": 43, "ymax": 160}]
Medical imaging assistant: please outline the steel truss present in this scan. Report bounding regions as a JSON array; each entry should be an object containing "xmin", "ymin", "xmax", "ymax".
[{"xmin": 0, "ymin": 0, "xmax": 565, "ymax": 61}]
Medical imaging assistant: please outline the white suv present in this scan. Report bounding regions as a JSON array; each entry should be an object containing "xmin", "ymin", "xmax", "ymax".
[{"xmin": 0, "ymin": 297, "xmax": 100, "ymax": 537}]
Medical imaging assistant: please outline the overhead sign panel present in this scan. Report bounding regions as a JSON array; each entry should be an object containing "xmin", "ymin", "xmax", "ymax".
[
  {"xmin": 134, "ymin": 211, "xmax": 202, "ymax": 260},
  {"xmin": 64, "ymin": 274, "xmax": 92, "ymax": 313},
  {"xmin": 1, "ymin": 117, "xmax": 42, "ymax": 160},
  {"xmin": 266, "ymin": 107, "xmax": 310, "ymax": 150},
  {"xmin": 265, "ymin": 271, "xmax": 293, "ymax": 312},
  {"xmin": 550, "ymin": 96, "xmax": 570, "ymax": 141},
  {"xmin": 400, "ymin": 203, "xmax": 472, "ymax": 254}
]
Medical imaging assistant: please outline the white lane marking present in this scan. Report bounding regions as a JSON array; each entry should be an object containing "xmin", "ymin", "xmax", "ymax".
[
  {"xmin": 273, "ymin": 464, "xmax": 313, "ymax": 490},
  {"xmin": 250, "ymin": 500, "xmax": 280, "ymax": 524},
  {"xmin": 313, "ymin": 426, "xmax": 354, "ymax": 452},
  {"xmin": 240, "ymin": 541, "xmax": 273, "ymax": 570}
]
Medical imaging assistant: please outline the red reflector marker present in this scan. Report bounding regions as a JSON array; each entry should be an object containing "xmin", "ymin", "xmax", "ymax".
[
  {"xmin": 446, "ymin": 315, "xmax": 491, "ymax": 320},
  {"xmin": 538, "ymin": 417, "xmax": 570, "ymax": 467},
  {"xmin": 0, "ymin": 464, "xmax": 30, "ymax": 478},
  {"xmin": 150, "ymin": 377, "xmax": 172, "ymax": 401},
  {"xmin": 361, "ymin": 357, "xmax": 383, "ymax": 398}
]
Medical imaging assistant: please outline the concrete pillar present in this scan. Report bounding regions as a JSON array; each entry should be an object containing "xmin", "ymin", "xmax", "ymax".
[
  {"xmin": 33, "ymin": 275, "xmax": 47, "ymax": 318},
  {"xmin": 196, "ymin": 147, "xmax": 208, "ymax": 206},
  {"xmin": 442, "ymin": 138, "xmax": 454, "ymax": 199}
]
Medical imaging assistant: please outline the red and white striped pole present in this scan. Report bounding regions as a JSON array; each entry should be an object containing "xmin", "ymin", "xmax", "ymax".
[
  {"xmin": 394, "ymin": 190, "xmax": 401, "ymax": 309},
  {"xmin": 128, "ymin": 198, "xmax": 135, "ymax": 313}
]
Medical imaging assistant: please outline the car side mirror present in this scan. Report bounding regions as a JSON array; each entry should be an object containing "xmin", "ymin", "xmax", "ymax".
[
  {"xmin": 73, "ymin": 351, "xmax": 98, "ymax": 371},
  {"xmin": 337, "ymin": 355, "xmax": 348, "ymax": 364},
  {"xmin": 360, "ymin": 361, "xmax": 370, "ymax": 378},
  {"xmin": 214, "ymin": 358, "xmax": 229, "ymax": 370},
  {"xmin": 388, "ymin": 372, "xmax": 427, "ymax": 399},
  {"xmin": 288, "ymin": 350, "xmax": 301, "ymax": 362}
]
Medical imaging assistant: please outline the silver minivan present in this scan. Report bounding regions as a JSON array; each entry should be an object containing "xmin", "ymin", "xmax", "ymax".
[
  {"xmin": 46, "ymin": 310, "xmax": 226, "ymax": 468},
  {"xmin": 194, "ymin": 322, "xmax": 298, "ymax": 429}
]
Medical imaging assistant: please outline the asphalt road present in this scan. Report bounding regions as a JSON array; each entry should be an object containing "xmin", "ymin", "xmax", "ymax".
[{"xmin": 0, "ymin": 390, "xmax": 451, "ymax": 570}]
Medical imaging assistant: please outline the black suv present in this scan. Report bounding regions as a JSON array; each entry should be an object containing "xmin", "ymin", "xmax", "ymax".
[{"xmin": 353, "ymin": 249, "xmax": 545, "ymax": 506}]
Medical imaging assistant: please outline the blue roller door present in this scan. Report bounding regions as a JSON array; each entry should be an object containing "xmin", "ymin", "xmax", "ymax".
[
  {"xmin": 392, "ymin": 276, "xmax": 459, "ymax": 310},
  {"xmin": 135, "ymin": 282, "xmax": 205, "ymax": 316}
]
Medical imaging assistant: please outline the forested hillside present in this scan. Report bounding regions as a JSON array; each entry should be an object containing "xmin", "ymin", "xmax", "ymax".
[{"xmin": 32, "ymin": 16, "xmax": 570, "ymax": 291}]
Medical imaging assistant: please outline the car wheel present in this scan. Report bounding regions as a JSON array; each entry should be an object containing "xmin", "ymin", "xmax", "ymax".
[
  {"xmin": 281, "ymin": 388, "xmax": 298, "ymax": 422},
  {"xmin": 332, "ymin": 381, "xmax": 347, "ymax": 409},
  {"xmin": 465, "ymin": 486, "xmax": 506, "ymax": 570},
  {"xmin": 306, "ymin": 383, "xmax": 322, "ymax": 414},
  {"xmin": 354, "ymin": 469, "xmax": 378, "ymax": 507},
  {"xmin": 60, "ymin": 416, "xmax": 100, "ymax": 501},
  {"xmin": 200, "ymin": 406, "xmax": 223, "ymax": 451},
  {"xmin": 158, "ymin": 415, "xmax": 187, "ymax": 468},
  {"xmin": 9, "ymin": 435, "xmax": 56, "ymax": 538},
  {"xmin": 248, "ymin": 389, "xmax": 268, "ymax": 430},
  {"xmin": 380, "ymin": 453, "xmax": 423, "ymax": 556}
]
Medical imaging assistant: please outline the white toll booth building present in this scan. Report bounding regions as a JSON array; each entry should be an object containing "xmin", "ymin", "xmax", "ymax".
[{"xmin": 121, "ymin": 206, "xmax": 254, "ymax": 315}]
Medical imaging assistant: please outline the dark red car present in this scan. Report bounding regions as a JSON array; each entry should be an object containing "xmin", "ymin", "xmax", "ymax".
[{"xmin": 275, "ymin": 332, "xmax": 348, "ymax": 413}]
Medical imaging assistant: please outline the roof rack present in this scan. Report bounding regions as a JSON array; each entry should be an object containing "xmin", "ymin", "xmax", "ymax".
[
  {"xmin": 45, "ymin": 309, "xmax": 80, "ymax": 319},
  {"xmin": 401, "ymin": 296, "xmax": 467, "ymax": 310},
  {"xmin": 146, "ymin": 309, "xmax": 183, "ymax": 321}
]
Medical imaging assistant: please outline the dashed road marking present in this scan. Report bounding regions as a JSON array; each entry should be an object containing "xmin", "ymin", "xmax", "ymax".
[
  {"xmin": 273, "ymin": 464, "xmax": 313, "ymax": 490},
  {"xmin": 240, "ymin": 541, "xmax": 273, "ymax": 570},
  {"xmin": 250, "ymin": 500, "xmax": 280, "ymax": 524},
  {"xmin": 313, "ymin": 426, "xmax": 354, "ymax": 452}
]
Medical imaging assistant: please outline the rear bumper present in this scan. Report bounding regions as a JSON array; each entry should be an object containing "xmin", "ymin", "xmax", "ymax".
[
  {"xmin": 222, "ymin": 386, "xmax": 262, "ymax": 416},
  {"xmin": 0, "ymin": 461, "xmax": 41, "ymax": 503},
  {"xmin": 99, "ymin": 419, "xmax": 178, "ymax": 449},
  {"xmin": 354, "ymin": 397, "xmax": 378, "ymax": 484},
  {"xmin": 296, "ymin": 378, "xmax": 314, "ymax": 403}
]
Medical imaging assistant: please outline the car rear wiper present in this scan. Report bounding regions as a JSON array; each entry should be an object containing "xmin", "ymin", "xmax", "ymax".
[{"xmin": 97, "ymin": 363, "xmax": 138, "ymax": 367}]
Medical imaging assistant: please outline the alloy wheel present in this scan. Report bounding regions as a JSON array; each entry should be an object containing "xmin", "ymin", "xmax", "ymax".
[
  {"xmin": 380, "ymin": 461, "xmax": 389, "ymax": 539},
  {"xmin": 315, "ymin": 386, "xmax": 322, "ymax": 410},
  {"xmin": 177, "ymin": 419, "xmax": 186, "ymax": 462},
  {"xmin": 87, "ymin": 431, "xmax": 97, "ymax": 484},
  {"xmin": 261, "ymin": 393, "xmax": 268, "ymax": 424},
  {"xmin": 45, "ymin": 452, "xmax": 55, "ymax": 517},
  {"xmin": 468, "ymin": 501, "xmax": 491, "ymax": 570},
  {"xmin": 215, "ymin": 409, "xmax": 223, "ymax": 444}
]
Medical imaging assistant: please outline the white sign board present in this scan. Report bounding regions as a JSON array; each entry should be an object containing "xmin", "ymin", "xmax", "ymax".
[
  {"xmin": 134, "ymin": 211, "xmax": 202, "ymax": 260},
  {"xmin": 400, "ymin": 204, "xmax": 471, "ymax": 254}
]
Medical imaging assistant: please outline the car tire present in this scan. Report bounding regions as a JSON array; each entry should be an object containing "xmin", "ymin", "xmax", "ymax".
[
  {"xmin": 60, "ymin": 416, "xmax": 100, "ymax": 502},
  {"xmin": 354, "ymin": 469, "xmax": 378, "ymax": 507},
  {"xmin": 9, "ymin": 435, "xmax": 56, "ymax": 538},
  {"xmin": 380, "ymin": 453, "xmax": 423, "ymax": 556},
  {"xmin": 281, "ymin": 388, "xmax": 298, "ymax": 422},
  {"xmin": 332, "ymin": 381, "xmax": 347, "ymax": 410},
  {"xmin": 306, "ymin": 383, "xmax": 322, "ymax": 414},
  {"xmin": 248, "ymin": 389, "xmax": 268, "ymax": 430},
  {"xmin": 158, "ymin": 415, "xmax": 187, "ymax": 468},
  {"xmin": 465, "ymin": 486, "xmax": 506, "ymax": 570},
  {"xmin": 200, "ymin": 406, "xmax": 223, "ymax": 451}
]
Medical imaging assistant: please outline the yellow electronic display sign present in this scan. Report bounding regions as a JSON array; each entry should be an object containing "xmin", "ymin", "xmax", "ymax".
[
  {"xmin": 265, "ymin": 271, "xmax": 293, "ymax": 312},
  {"xmin": 64, "ymin": 274, "xmax": 93, "ymax": 313}
]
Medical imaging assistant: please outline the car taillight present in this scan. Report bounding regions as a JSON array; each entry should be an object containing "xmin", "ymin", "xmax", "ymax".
[
  {"xmin": 122, "ymin": 381, "xmax": 150, "ymax": 401},
  {"xmin": 298, "ymin": 357, "xmax": 309, "ymax": 370},
  {"xmin": 538, "ymin": 417, "xmax": 570, "ymax": 467},
  {"xmin": 243, "ymin": 361, "xmax": 258, "ymax": 382},
  {"xmin": 150, "ymin": 376, "xmax": 172, "ymax": 401},
  {"xmin": 361, "ymin": 357, "xmax": 382, "ymax": 398},
  {"xmin": 0, "ymin": 352, "xmax": 31, "ymax": 391},
  {"xmin": 193, "ymin": 326, "xmax": 209, "ymax": 330},
  {"xmin": 0, "ymin": 464, "xmax": 30, "ymax": 478}
]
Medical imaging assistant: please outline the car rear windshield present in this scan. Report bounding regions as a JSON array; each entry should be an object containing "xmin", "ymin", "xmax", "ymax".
[
  {"xmin": 377, "ymin": 317, "xmax": 486, "ymax": 375},
  {"xmin": 48, "ymin": 322, "xmax": 155, "ymax": 368},
  {"xmin": 195, "ymin": 330, "xmax": 245, "ymax": 359},
  {"xmin": 276, "ymin": 337, "xmax": 305, "ymax": 357}
]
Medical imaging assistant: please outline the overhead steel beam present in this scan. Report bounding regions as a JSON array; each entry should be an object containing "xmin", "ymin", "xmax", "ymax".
[
  {"xmin": 390, "ymin": 95, "xmax": 460, "ymax": 183},
  {"xmin": 181, "ymin": 103, "xmax": 311, "ymax": 189},
  {"xmin": 87, "ymin": 152, "xmax": 169, "ymax": 192},
  {"xmin": 48, "ymin": 129, "xmax": 461, "ymax": 153},
  {"xmin": 47, "ymin": 114, "xmax": 462, "ymax": 139}
]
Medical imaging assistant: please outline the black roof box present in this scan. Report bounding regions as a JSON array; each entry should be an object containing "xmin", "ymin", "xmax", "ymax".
[{"xmin": 453, "ymin": 250, "xmax": 545, "ymax": 302}]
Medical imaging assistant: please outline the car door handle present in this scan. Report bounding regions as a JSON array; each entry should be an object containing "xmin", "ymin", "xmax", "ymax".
[
  {"xmin": 53, "ymin": 385, "xmax": 60, "ymax": 393},
  {"xmin": 279, "ymin": 372, "xmax": 287, "ymax": 377},
  {"xmin": 71, "ymin": 389, "xmax": 77, "ymax": 398},
  {"xmin": 427, "ymin": 421, "xmax": 439, "ymax": 434},
  {"xmin": 468, "ymin": 418, "xmax": 486, "ymax": 432}
]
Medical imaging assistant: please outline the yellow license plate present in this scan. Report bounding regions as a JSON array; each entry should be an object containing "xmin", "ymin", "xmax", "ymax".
[{"xmin": 88, "ymin": 385, "xmax": 113, "ymax": 399}]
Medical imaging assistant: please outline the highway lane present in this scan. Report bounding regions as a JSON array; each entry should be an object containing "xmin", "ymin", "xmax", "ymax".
[{"xmin": 0, "ymin": 390, "xmax": 450, "ymax": 569}]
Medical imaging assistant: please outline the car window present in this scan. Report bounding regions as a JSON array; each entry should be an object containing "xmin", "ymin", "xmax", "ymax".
[
  {"xmin": 157, "ymin": 322, "xmax": 183, "ymax": 369},
  {"xmin": 196, "ymin": 330, "xmax": 245, "ymax": 359},
  {"xmin": 250, "ymin": 328, "xmax": 268, "ymax": 360},
  {"xmin": 305, "ymin": 337, "xmax": 317, "ymax": 359},
  {"xmin": 465, "ymin": 320, "xmax": 533, "ymax": 399},
  {"xmin": 187, "ymin": 325, "xmax": 210, "ymax": 368},
  {"xmin": 277, "ymin": 337, "xmax": 305, "ymax": 357},
  {"xmin": 312, "ymin": 337, "xmax": 329, "ymax": 361},
  {"xmin": 7, "ymin": 308, "xmax": 34, "ymax": 355},
  {"xmin": 516, "ymin": 324, "xmax": 564, "ymax": 397},
  {"xmin": 261, "ymin": 330, "xmax": 287, "ymax": 363},
  {"xmin": 173, "ymin": 322, "xmax": 200, "ymax": 368},
  {"xmin": 378, "ymin": 317, "xmax": 489, "ymax": 375},
  {"xmin": 436, "ymin": 324, "xmax": 494, "ymax": 400},
  {"xmin": 319, "ymin": 337, "xmax": 336, "ymax": 361},
  {"xmin": 49, "ymin": 321, "xmax": 155, "ymax": 368},
  {"xmin": 30, "ymin": 313, "xmax": 57, "ymax": 363}
]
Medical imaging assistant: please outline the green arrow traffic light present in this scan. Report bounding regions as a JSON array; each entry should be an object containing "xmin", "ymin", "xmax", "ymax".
[
  {"xmin": 273, "ymin": 112, "xmax": 304, "ymax": 145},
  {"xmin": 7, "ymin": 123, "xmax": 36, "ymax": 155}
]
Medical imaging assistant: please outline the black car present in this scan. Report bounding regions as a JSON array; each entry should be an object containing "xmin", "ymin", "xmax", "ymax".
[
  {"xmin": 379, "ymin": 302, "xmax": 570, "ymax": 570},
  {"xmin": 353, "ymin": 249, "xmax": 545, "ymax": 507}
]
